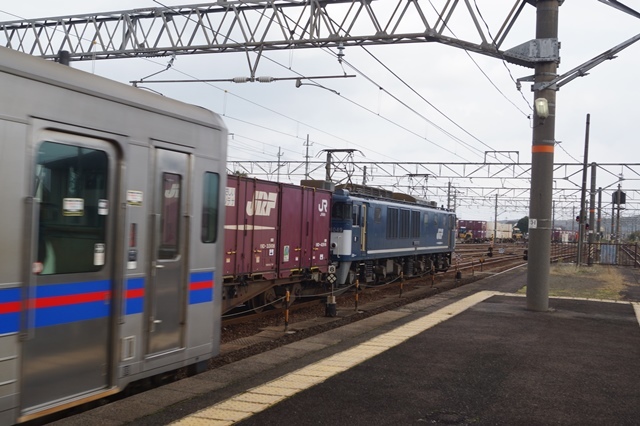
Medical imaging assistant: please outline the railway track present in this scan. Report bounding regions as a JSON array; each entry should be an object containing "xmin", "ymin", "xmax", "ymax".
[{"xmin": 222, "ymin": 246, "xmax": 529, "ymax": 328}]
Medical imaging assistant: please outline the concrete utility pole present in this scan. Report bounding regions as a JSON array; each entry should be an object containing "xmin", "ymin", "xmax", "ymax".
[
  {"xmin": 576, "ymin": 114, "xmax": 591, "ymax": 266},
  {"xmin": 527, "ymin": 0, "xmax": 559, "ymax": 312}
]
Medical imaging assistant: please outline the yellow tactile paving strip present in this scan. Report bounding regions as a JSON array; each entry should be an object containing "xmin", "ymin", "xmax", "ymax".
[
  {"xmin": 172, "ymin": 291, "xmax": 497, "ymax": 425},
  {"xmin": 173, "ymin": 291, "xmax": 640, "ymax": 425}
]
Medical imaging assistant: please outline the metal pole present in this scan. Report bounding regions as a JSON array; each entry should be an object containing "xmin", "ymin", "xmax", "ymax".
[
  {"xmin": 304, "ymin": 134, "xmax": 310, "ymax": 180},
  {"xmin": 611, "ymin": 199, "xmax": 615, "ymax": 240},
  {"xmin": 325, "ymin": 151, "xmax": 332, "ymax": 182},
  {"xmin": 527, "ymin": 0, "xmax": 559, "ymax": 312},
  {"xmin": 494, "ymin": 193, "xmax": 498, "ymax": 244},
  {"xmin": 616, "ymin": 184, "xmax": 622, "ymax": 243},
  {"xmin": 552, "ymin": 200, "xmax": 555, "ymax": 234},
  {"xmin": 597, "ymin": 187, "xmax": 602, "ymax": 241},
  {"xmin": 447, "ymin": 181, "xmax": 452, "ymax": 210},
  {"xmin": 576, "ymin": 114, "xmax": 591, "ymax": 266},
  {"xmin": 588, "ymin": 162, "xmax": 596, "ymax": 264}
]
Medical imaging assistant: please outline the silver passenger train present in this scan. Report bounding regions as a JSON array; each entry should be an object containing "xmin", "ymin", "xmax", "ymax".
[{"xmin": 0, "ymin": 46, "xmax": 227, "ymax": 424}]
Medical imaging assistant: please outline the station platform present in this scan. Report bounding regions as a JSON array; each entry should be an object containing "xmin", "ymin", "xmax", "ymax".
[{"xmin": 51, "ymin": 265, "xmax": 640, "ymax": 425}]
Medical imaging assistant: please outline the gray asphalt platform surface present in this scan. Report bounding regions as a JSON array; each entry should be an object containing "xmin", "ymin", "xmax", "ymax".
[
  {"xmin": 50, "ymin": 265, "xmax": 640, "ymax": 425},
  {"xmin": 239, "ymin": 294, "xmax": 640, "ymax": 425}
]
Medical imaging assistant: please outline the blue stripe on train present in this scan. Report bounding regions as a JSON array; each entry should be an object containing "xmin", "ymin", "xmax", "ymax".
[{"xmin": 0, "ymin": 288, "xmax": 21, "ymax": 334}]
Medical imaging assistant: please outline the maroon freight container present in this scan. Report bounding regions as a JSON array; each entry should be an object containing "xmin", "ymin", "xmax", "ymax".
[
  {"xmin": 278, "ymin": 185, "xmax": 331, "ymax": 277},
  {"xmin": 224, "ymin": 176, "xmax": 279, "ymax": 280}
]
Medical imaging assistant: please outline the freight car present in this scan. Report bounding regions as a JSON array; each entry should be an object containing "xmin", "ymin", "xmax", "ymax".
[
  {"xmin": 0, "ymin": 47, "xmax": 227, "ymax": 424},
  {"xmin": 221, "ymin": 176, "xmax": 332, "ymax": 313},
  {"xmin": 487, "ymin": 222, "xmax": 514, "ymax": 242},
  {"xmin": 552, "ymin": 229, "xmax": 578, "ymax": 243},
  {"xmin": 330, "ymin": 184, "xmax": 456, "ymax": 285},
  {"xmin": 220, "ymin": 179, "xmax": 457, "ymax": 312},
  {"xmin": 457, "ymin": 220, "xmax": 487, "ymax": 242}
]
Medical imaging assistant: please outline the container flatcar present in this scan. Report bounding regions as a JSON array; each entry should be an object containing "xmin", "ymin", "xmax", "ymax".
[
  {"xmin": 222, "ymin": 176, "xmax": 332, "ymax": 312},
  {"xmin": 0, "ymin": 46, "xmax": 227, "ymax": 424}
]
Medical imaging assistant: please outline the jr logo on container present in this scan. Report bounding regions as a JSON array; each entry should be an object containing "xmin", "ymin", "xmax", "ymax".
[
  {"xmin": 247, "ymin": 191, "xmax": 278, "ymax": 216},
  {"xmin": 318, "ymin": 199, "xmax": 328, "ymax": 217}
]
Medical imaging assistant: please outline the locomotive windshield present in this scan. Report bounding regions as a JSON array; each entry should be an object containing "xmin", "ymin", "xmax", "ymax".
[{"xmin": 332, "ymin": 201, "xmax": 351, "ymax": 220}]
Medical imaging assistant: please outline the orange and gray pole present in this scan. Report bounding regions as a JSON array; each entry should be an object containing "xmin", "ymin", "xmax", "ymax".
[{"xmin": 527, "ymin": 0, "xmax": 559, "ymax": 312}]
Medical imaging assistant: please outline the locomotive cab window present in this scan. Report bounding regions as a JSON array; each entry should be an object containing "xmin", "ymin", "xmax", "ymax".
[
  {"xmin": 332, "ymin": 201, "xmax": 351, "ymax": 221},
  {"xmin": 202, "ymin": 172, "xmax": 220, "ymax": 243},
  {"xmin": 35, "ymin": 141, "xmax": 109, "ymax": 275}
]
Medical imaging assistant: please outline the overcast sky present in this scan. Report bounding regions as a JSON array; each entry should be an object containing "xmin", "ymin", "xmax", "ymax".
[{"xmin": 2, "ymin": 1, "xmax": 639, "ymax": 223}]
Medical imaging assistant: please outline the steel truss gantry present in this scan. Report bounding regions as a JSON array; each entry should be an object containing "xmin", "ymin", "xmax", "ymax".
[
  {"xmin": 228, "ymin": 160, "xmax": 640, "ymax": 216},
  {"xmin": 0, "ymin": 0, "xmax": 547, "ymax": 73}
]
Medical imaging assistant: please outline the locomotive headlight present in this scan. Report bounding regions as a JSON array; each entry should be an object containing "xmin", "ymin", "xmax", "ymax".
[{"xmin": 331, "ymin": 242, "xmax": 337, "ymax": 249}]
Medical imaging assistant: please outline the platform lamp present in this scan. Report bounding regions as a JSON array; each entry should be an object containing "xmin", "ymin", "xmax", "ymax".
[{"xmin": 534, "ymin": 98, "xmax": 549, "ymax": 120}]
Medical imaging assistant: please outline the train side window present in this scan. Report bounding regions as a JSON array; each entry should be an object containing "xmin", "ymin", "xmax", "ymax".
[
  {"xmin": 35, "ymin": 141, "xmax": 108, "ymax": 274},
  {"xmin": 159, "ymin": 173, "xmax": 181, "ymax": 259},
  {"xmin": 411, "ymin": 211, "xmax": 420, "ymax": 238},
  {"xmin": 201, "ymin": 172, "xmax": 220, "ymax": 243},
  {"xmin": 387, "ymin": 207, "xmax": 398, "ymax": 239},
  {"xmin": 374, "ymin": 207, "xmax": 382, "ymax": 223},
  {"xmin": 423, "ymin": 212, "xmax": 429, "ymax": 225},
  {"xmin": 399, "ymin": 209, "xmax": 410, "ymax": 238}
]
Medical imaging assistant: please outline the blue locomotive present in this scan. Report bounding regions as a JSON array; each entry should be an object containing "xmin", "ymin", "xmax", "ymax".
[{"xmin": 330, "ymin": 184, "xmax": 456, "ymax": 286}]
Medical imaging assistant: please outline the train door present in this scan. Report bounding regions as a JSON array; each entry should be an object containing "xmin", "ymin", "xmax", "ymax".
[
  {"xmin": 351, "ymin": 202, "xmax": 362, "ymax": 258},
  {"xmin": 360, "ymin": 204, "xmax": 368, "ymax": 252},
  {"xmin": 148, "ymin": 148, "xmax": 189, "ymax": 355},
  {"xmin": 22, "ymin": 133, "xmax": 117, "ymax": 414}
]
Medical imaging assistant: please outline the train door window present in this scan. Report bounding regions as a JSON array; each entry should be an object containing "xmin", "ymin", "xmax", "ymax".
[
  {"xmin": 387, "ymin": 207, "xmax": 398, "ymax": 238},
  {"xmin": 374, "ymin": 207, "xmax": 382, "ymax": 223},
  {"xmin": 352, "ymin": 204, "xmax": 361, "ymax": 226},
  {"xmin": 201, "ymin": 172, "xmax": 220, "ymax": 243},
  {"xmin": 159, "ymin": 173, "xmax": 181, "ymax": 259},
  {"xmin": 411, "ymin": 211, "xmax": 421, "ymax": 238},
  {"xmin": 399, "ymin": 209, "xmax": 410, "ymax": 238},
  {"xmin": 35, "ymin": 141, "xmax": 108, "ymax": 275},
  {"xmin": 424, "ymin": 212, "xmax": 429, "ymax": 225}
]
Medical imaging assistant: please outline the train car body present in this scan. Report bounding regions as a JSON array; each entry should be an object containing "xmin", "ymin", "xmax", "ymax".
[
  {"xmin": 222, "ymin": 176, "xmax": 332, "ymax": 312},
  {"xmin": 487, "ymin": 222, "xmax": 514, "ymax": 241},
  {"xmin": 457, "ymin": 220, "xmax": 487, "ymax": 242},
  {"xmin": 330, "ymin": 186, "xmax": 456, "ymax": 286},
  {"xmin": 552, "ymin": 229, "xmax": 578, "ymax": 243},
  {"xmin": 0, "ymin": 47, "xmax": 227, "ymax": 424}
]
